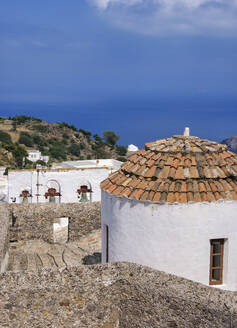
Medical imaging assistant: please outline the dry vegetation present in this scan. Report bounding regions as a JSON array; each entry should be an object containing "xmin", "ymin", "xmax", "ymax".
[{"xmin": 0, "ymin": 116, "xmax": 127, "ymax": 169}]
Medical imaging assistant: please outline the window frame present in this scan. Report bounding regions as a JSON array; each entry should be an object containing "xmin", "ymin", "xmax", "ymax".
[
  {"xmin": 105, "ymin": 225, "xmax": 109, "ymax": 263},
  {"xmin": 209, "ymin": 239, "xmax": 224, "ymax": 285}
]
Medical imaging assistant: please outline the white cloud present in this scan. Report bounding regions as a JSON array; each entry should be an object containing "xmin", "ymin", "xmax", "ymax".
[{"xmin": 88, "ymin": 0, "xmax": 237, "ymax": 36}]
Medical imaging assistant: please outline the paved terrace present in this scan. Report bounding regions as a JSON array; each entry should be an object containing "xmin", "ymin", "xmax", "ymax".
[{"xmin": 7, "ymin": 230, "xmax": 101, "ymax": 271}]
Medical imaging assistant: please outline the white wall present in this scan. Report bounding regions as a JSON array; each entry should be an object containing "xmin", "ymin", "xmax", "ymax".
[
  {"xmin": 101, "ymin": 190, "xmax": 237, "ymax": 291},
  {"xmin": 8, "ymin": 168, "xmax": 112, "ymax": 203}
]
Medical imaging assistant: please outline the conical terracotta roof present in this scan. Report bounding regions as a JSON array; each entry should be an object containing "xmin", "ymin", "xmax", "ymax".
[{"xmin": 101, "ymin": 135, "xmax": 237, "ymax": 203}]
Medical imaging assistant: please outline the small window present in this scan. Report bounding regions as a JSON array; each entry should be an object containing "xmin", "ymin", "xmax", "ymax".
[{"xmin": 209, "ymin": 239, "xmax": 224, "ymax": 285}]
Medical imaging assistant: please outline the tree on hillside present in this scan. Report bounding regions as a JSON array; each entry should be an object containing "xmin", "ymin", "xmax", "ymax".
[
  {"xmin": 0, "ymin": 131, "xmax": 12, "ymax": 144},
  {"xmin": 19, "ymin": 132, "xmax": 33, "ymax": 147},
  {"xmin": 103, "ymin": 131, "xmax": 119, "ymax": 146}
]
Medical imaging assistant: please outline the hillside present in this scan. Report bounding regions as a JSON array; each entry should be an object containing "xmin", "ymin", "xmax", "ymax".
[
  {"xmin": 0, "ymin": 116, "xmax": 127, "ymax": 169},
  {"xmin": 222, "ymin": 135, "xmax": 237, "ymax": 153}
]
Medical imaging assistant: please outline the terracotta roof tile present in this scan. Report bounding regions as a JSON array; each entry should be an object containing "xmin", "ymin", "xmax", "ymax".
[
  {"xmin": 210, "ymin": 182, "xmax": 218, "ymax": 193},
  {"xmin": 201, "ymin": 192, "xmax": 208, "ymax": 202},
  {"xmin": 214, "ymin": 192, "xmax": 221, "ymax": 201},
  {"xmin": 184, "ymin": 158, "xmax": 191, "ymax": 167},
  {"xmin": 100, "ymin": 179, "xmax": 111, "ymax": 189},
  {"xmin": 207, "ymin": 192, "xmax": 216, "ymax": 202},
  {"xmin": 122, "ymin": 178, "xmax": 133, "ymax": 187},
  {"xmin": 192, "ymin": 180, "xmax": 199, "ymax": 193},
  {"xmin": 160, "ymin": 192, "xmax": 167, "ymax": 202},
  {"xmin": 114, "ymin": 186, "xmax": 125, "ymax": 197},
  {"xmin": 187, "ymin": 192, "xmax": 194, "ymax": 202},
  {"xmin": 175, "ymin": 167, "xmax": 185, "ymax": 180},
  {"xmin": 108, "ymin": 184, "xmax": 117, "ymax": 193},
  {"xmin": 172, "ymin": 158, "xmax": 179, "ymax": 169},
  {"xmin": 144, "ymin": 166, "xmax": 156, "ymax": 178},
  {"xmin": 123, "ymin": 187, "xmax": 132, "ymax": 198},
  {"xmin": 169, "ymin": 167, "xmax": 176, "ymax": 179},
  {"xmin": 190, "ymin": 167, "xmax": 199, "ymax": 179},
  {"xmin": 159, "ymin": 166, "xmax": 170, "ymax": 179},
  {"xmin": 134, "ymin": 189, "xmax": 144, "ymax": 200},
  {"xmin": 179, "ymin": 193, "xmax": 187, "ymax": 203},
  {"xmin": 140, "ymin": 191, "xmax": 149, "ymax": 201},
  {"xmin": 148, "ymin": 191, "xmax": 155, "ymax": 201},
  {"xmin": 230, "ymin": 191, "xmax": 237, "ymax": 201},
  {"xmin": 153, "ymin": 192, "xmax": 161, "ymax": 202},
  {"xmin": 199, "ymin": 182, "xmax": 206, "ymax": 193},
  {"xmin": 191, "ymin": 156, "xmax": 196, "ymax": 166},
  {"xmin": 193, "ymin": 193, "xmax": 201, "ymax": 202},
  {"xmin": 180, "ymin": 182, "xmax": 187, "ymax": 193},
  {"xmin": 167, "ymin": 192, "xmax": 175, "ymax": 203},
  {"xmin": 101, "ymin": 135, "xmax": 237, "ymax": 204},
  {"xmin": 187, "ymin": 181, "xmax": 193, "ymax": 192},
  {"xmin": 146, "ymin": 159, "xmax": 155, "ymax": 167}
]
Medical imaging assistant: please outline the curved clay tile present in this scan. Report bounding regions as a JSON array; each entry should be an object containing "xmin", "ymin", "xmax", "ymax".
[{"xmin": 101, "ymin": 135, "xmax": 237, "ymax": 203}]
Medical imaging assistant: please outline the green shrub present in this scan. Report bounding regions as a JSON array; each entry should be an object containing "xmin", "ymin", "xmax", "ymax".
[
  {"xmin": 0, "ymin": 131, "xmax": 12, "ymax": 144},
  {"xmin": 79, "ymin": 142, "xmax": 85, "ymax": 150},
  {"xmin": 103, "ymin": 131, "xmax": 119, "ymax": 146},
  {"xmin": 13, "ymin": 115, "xmax": 31, "ymax": 125},
  {"xmin": 33, "ymin": 124, "xmax": 49, "ymax": 133},
  {"xmin": 57, "ymin": 122, "xmax": 77, "ymax": 131},
  {"xmin": 62, "ymin": 133, "xmax": 70, "ymax": 139},
  {"xmin": 33, "ymin": 134, "xmax": 47, "ymax": 146},
  {"xmin": 19, "ymin": 132, "xmax": 33, "ymax": 147},
  {"xmin": 49, "ymin": 144, "xmax": 66, "ymax": 160},
  {"xmin": 93, "ymin": 134, "xmax": 103, "ymax": 144},
  {"xmin": 117, "ymin": 156, "xmax": 127, "ymax": 162},
  {"xmin": 68, "ymin": 143, "xmax": 81, "ymax": 156},
  {"xmin": 12, "ymin": 145, "xmax": 27, "ymax": 167},
  {"xmin": 116, "ymin": 145, "xmax": 127, "ymax": 156},
  {"xmin": 79, "ymin": 129, "xmax": 91, "ymax": 139}
]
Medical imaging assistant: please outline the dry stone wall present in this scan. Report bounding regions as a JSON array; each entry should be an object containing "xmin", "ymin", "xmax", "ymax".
[
  {"xmin": 0, "ymin": 205, "xmax": 9, "ymax": 272},
  {"xmin": 1, "ymin": 262, "xmax": 237, "ymax": 327},
  {"xmin": 8, "ymin": 202, "xmax": 101, "ymax": 243}
]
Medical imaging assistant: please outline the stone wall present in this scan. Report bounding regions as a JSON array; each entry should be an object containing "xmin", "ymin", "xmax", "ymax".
[
  {"xmin": 0, "ymin": 262, "xmax": 237, "ymax": 327},
  {"xmin": 0, "ymin": 205, "xmax": 9, "ymax": 272},
  {"xmin": 8, "ymin": 202, "xmax": 101, "ymax": 243}
]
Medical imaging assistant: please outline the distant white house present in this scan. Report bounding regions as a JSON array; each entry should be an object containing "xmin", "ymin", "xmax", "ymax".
[
  {"xmin": 8, "ymin": 159, "xmax": 122, "ymax": 204},
  {"xmin": 27, "ymin": 150, "xmax": 49, "ymax": 163},
  {"xmin": 128, "ymin": 144, "xmax": 138, "ymax": 152}
]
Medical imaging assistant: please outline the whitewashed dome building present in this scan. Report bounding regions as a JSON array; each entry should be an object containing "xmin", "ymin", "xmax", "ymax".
[{"xmin": 101, "ymin": 132, "xmax": 237, "ymax": 290}]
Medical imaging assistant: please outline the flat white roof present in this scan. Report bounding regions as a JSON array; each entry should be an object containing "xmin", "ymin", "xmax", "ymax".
[{"xmin": 52, "ymin": 159, "xmax": 122, "ymax": 170}]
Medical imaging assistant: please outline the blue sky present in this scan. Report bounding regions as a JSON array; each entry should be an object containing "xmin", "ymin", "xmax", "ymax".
[{"xmin": 0, "ymin": 0, "xmax": 237, "ymax": 147}]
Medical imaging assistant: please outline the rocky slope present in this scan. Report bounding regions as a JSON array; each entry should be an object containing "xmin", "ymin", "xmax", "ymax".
[
  {"xmin": 0, "ymin": 116, "xmax": 127, "ymax": 169},
  {"xmin": 222, "ymin": 135, "xmax": 237, "ymax": 153}
]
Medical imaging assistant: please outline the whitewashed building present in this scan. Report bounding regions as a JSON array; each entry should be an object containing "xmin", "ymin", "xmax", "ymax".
[
  {"xmin": 8, "ymin": 159, "xmax": 121, "ymax": 204},
  {"xmin": 127, "ymin": 144, "xmax": 139, "ymax": 152},
  {"xmin": 101, "ymin": 132, "xmax": 237, "ymax": 291},
  {"xmin": 27, "ymin": 150, "xmax": 49, "ymax": 163}
]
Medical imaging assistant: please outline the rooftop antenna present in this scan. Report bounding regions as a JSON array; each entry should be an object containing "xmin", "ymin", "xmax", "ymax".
[{"xmin": 183, "ymin": 127, "xmax": 190, "ymax": 137}]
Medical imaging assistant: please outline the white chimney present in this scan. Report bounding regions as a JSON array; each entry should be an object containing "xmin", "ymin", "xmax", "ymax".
[{"xmin": 184, "ymin": 127, "xmax": 190, "ymax": 137}]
